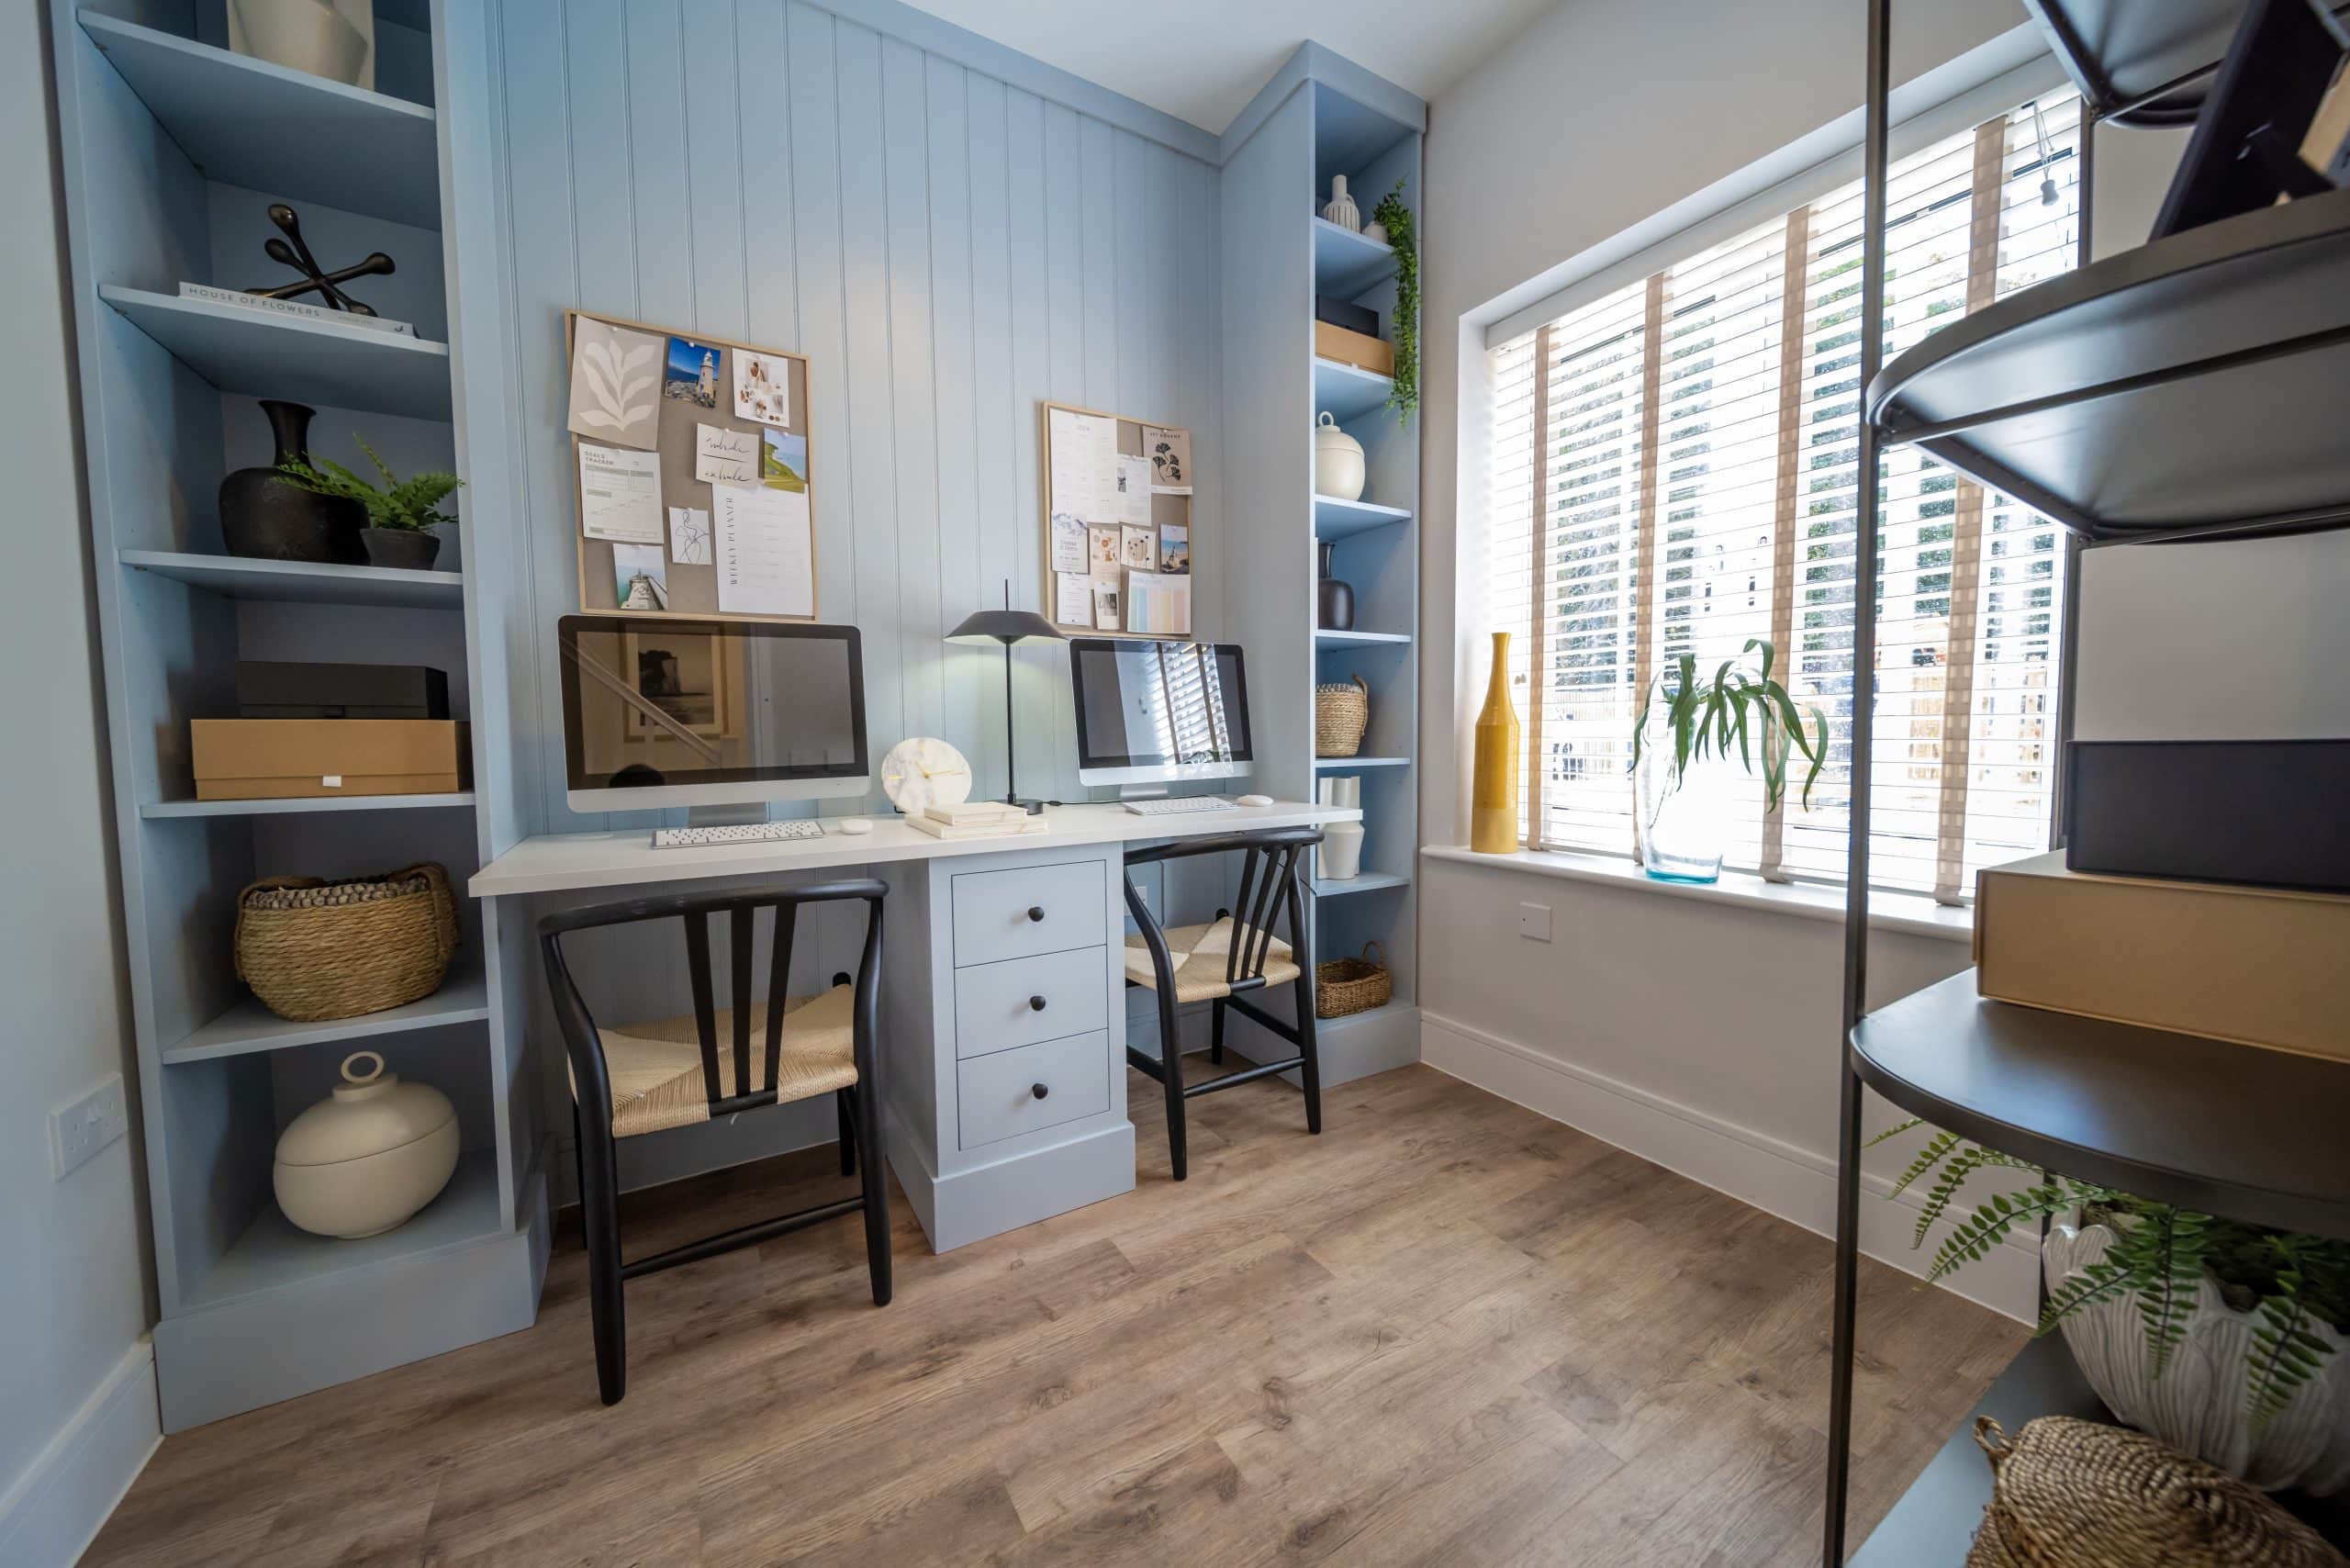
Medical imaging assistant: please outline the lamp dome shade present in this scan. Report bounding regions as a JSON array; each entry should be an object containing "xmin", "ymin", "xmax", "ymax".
[{"xmin": 946, "ymin": 608, "xmax": 1064, "ymax": 645}]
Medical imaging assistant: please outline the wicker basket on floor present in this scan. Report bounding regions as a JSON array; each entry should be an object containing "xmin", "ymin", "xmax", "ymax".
[
  {"xmin": 1315, "ymin": 674, "xmax": 1370, "ymax": 757},
  {"xmin": 1315, "ymin": 940, "xmax": 1391, "ymax": 1019},
  {"xmin": 235, "ymin": 863, "xmax": 458, "ymax": 1023},
  {"xmin": 1966, "ymin": 1417, "xmax": 2346, "ymax": 1568}
]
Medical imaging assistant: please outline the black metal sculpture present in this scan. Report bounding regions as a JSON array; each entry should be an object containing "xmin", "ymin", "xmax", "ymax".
[{"xmin": 244, "ymin": 203, "xmax": 395, "ymax": 316}]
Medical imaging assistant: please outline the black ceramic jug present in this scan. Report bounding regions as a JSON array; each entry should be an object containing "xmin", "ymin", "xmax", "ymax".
[
  {"xmin": 219, "ymin": 400, "xmax": 365, "ymax": 563},
  {"xmin": 1316, "ymin": 541, "xmax": 1355, "ymax": 631}
]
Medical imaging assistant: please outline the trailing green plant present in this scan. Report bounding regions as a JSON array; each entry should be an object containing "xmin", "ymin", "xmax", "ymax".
[
  {"xmin": 1628, "ymin": 639, "xmax": 1829, "ymax": 812},
  {"xmin": 277, "ymin": 434, "xmax": 463, "ymax": 533},
  {"xmin": 1372, "ymin": 180, "xmax": 1417, "ymax": 423},
  {"xmin": 1869, "ymin": 1118, "xmax": 2350, "ymax": 1435}
]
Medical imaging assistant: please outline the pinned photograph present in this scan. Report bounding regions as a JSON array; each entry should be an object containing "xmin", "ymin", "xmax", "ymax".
[
  {"xmin": 1143, "ymin": 425, "xmax": 1192, "ymax": 493},
  {"xmin": 567, "ymin": 318, "xmax": 663, "ymax": 449},
  {"xmin": 612, "ymin": 543, "xmax": 669, "ymax": 610},
  {"xmin": 1158, "ymin": 521, "xmax": 1190, "ymax": 574},
  {"xmin": 1088, "ymin": 524, "xmax": 1120, "ymax": 572},
  {"xmin": 733, "ymin": 350, "xmax": 794, "ymax": 428},
  {"xmin": 1092, "ymin": 583, "xmax": 1122, "ymax": 632},
  {"xmin": 762, "ymin": 429, "xmax": 809, "ymax": 492},
  {"xmin": 1120, "ymin": 524, "xmax": 1156, "ymax": 571},
  {"xmin": 664, "ymin": 336, "xmax": 722, "ymax": 408}
]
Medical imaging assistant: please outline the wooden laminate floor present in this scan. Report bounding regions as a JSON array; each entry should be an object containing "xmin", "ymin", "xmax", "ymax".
[{"xmin": 86, "ymin": 1064, "xmax": 2021, "ymax": 1566}]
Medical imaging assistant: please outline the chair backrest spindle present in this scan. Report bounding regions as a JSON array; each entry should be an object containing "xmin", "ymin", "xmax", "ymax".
[
  {"xmin": 765, "ymin": 903, "xmax": 798, "ymax": 1095},
  {"xmin": 730, "ymin": 907, "xmax": 755, "ymax": 1098},
  {"xmin": 684, "ymin": 913, "xmax": 721, "ymax": 1103}
]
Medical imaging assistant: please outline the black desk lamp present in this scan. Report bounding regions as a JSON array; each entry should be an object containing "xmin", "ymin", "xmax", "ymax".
[{"xmin": 946, "ymin": 580, "xmax": 1066, "ymax": 813}]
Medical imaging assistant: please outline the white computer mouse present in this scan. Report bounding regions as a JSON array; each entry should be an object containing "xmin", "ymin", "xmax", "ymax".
[
  {"xmin": 835, "ymin": 817, "xmax": 873, "ymax": 835},
  {"xmin": 1236, "ymin": 794, "xmax": 1273, "ymax": 808}
]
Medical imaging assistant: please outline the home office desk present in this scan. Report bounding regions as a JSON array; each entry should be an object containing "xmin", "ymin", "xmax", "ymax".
[{"xmin": 471, "ymin": 800, "xmax": 1359, "ymax": 1249}]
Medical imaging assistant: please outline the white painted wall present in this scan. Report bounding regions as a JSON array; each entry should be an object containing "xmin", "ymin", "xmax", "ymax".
[{"xmin": 0, "ymin": 7, "xmax": 160, "ymax": 1562}]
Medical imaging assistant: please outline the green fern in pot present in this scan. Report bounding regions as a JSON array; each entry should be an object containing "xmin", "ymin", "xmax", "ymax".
[
  {"xmin": 1871, "ymin": 1119, "xmax": 2350, "ymax": 1490},
  {"xmin": 277, "ymin": 433, "xmax": 462, "ymax": 571}
]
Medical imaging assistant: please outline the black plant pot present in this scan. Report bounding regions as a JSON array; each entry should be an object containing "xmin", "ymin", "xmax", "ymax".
[
  {"xmin": 1316, "ymin": 541, "xmax": 1355, "ymax": 631},
  {"xmin": 361, "ymin": 528, "xmax": 442, "ymax": 570},
  {"xmin": 219, "ymin": 399, "xmax": 365, "ymax": 564}
]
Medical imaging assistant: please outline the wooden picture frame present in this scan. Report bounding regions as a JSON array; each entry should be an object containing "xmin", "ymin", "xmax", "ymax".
[
  {"xmin": 1037, "ymin": 398, "xmax": 1196, "ymax": 640},
  {"xmin": 565, "ymin": 308, "xmax": 818, "ymax": 624}
]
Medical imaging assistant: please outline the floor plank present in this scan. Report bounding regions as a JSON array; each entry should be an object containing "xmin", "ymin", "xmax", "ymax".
[{"xmin": 84, "ymin": 1064, "xmax": 2021, "ymax": 1566}]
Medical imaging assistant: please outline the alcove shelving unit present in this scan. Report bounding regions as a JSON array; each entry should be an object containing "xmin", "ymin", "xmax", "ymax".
[
  {"xmin": 51, "ymin": 0, "xmax": 543, "ymax": 1432},
  {"xmin": 1221, "ymin": 56, "xmax": 1425, "ymax": 1081},
  {"xmin": 1823, "ymin": 1, "xmax": 2350, "ymax": 1559}
]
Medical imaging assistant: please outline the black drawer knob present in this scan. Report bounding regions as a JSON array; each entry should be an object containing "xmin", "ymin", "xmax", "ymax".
[
  {"xmin": 1031, "ymin": 1082, "xmax": 1049, "ymax": 1100},
  {"xmin": 1026, "ymin": 906, "xmax": 1045, "ymax": 923},
  {"xmin": 1028, "ymin": 994, "xmax": 1047, "ymax": 1012}
]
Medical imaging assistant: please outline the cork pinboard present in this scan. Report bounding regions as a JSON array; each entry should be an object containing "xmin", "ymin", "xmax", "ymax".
[
  {"xmin": 565, "ymin": 308, "xmax": 816, "ymax": 623},
  {"xmin": 1038, "ymin": 399, "xmax": 1195, "ymax": 640}
]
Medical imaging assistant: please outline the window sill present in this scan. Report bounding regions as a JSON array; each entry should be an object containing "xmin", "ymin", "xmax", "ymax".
[{"xmin": 1419, "ymin": 844, "xmax": 1975, "ymax": 945}]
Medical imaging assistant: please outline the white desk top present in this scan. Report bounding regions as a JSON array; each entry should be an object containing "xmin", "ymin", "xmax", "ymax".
[{"xmin": 468, "ymin": 800, "xmax": 1360, "ymax": 899}]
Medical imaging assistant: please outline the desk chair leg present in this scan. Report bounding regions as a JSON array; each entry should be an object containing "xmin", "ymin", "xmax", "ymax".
[
  {"xmin": 1294, "ymin": 970, "xmax": 1325, "ymax": 1136},
  {"xmin": 575, "ymin": 1103, "xmax": 628, "ymax": 1406},
  {"xmin": 1155, "ymin": 988, "xmax": 1190, "ymax": 1181},
  {"xmin": 1209, "ymin": 998, "xmax": 1226, "ymax": 1065},
  {"xmin": 852, "ymin": 1082, "xmax": 891, "ymax": 1305},
  {"xmin": 835, "ymin": 1089, "xmax": 857, "ymax": 1177}
]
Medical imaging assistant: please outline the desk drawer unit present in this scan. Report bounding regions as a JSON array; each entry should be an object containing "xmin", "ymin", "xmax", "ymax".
[
  {"xmin": 953, "ymin": 946, "xmax": 1109, "ymax": 1059},
  {"xmin": 950, "ymin": 859, "xmax": 1106, "ymax": 967},
  {"xmin": 957, "ymin": 1030, "xmax": 1110, "ymax": 1148}
]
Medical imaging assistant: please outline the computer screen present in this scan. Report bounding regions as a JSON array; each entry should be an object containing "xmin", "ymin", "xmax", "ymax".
[
  {"xmin": 557, "ymin": 615, "xmax": 867, "ymax": 810},
  {"xmin": 1069, "ymin": 638, "xmax": 1252, "ymax": 786}
]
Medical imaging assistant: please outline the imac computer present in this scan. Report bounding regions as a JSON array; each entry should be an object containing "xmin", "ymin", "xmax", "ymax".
[
  {"xmin": 557, "ymin": 615, "xmax": 868, "ymax": 823},
  {"xmin": 1069, "ymin": 637, "xmax": 1252, "ymax": 797}
]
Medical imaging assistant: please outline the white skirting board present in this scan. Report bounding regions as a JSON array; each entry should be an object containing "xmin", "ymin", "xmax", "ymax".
[
  {"xmin": 1420, "ymin": 1011, "xmax": 2040, "ymax": 1324},
  {"xmin": 0, "ymin": 1339, "xmax": 160, "ymax": 1568}
]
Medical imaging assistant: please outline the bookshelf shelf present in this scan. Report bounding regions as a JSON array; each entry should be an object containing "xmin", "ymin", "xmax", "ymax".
[
  {"xmin": 1310, "ymin": 217, "xmax": 1399, "ymax": 296},
  {"xmin": 162, "ymin": 967, "xmax": 488, "ymax": 1065},
  {"xmin": 1312, "ymin": 356, "xmax": 1395, "ymax": 423},
  {"xmin": 122, "ymin": 550, "xmax": 465, "ymax": 610},
  {"xmin": 140, "ymin": 792, "xmax": 476, "ymax": 820},
  {"xmin": 101, "ymin": 286, "xmax": 454, "ymax": 421},
  {"xmin": 1313, "ymin": 494, "xmax": 1412, "ymax": 539}
]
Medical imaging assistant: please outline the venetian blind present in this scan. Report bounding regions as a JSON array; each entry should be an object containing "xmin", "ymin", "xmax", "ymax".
[{"xmin": 1485, "ymin": 92, "xmax": 2082, "ymax": 900}]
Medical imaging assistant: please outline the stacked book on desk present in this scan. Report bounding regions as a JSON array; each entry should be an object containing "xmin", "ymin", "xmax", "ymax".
[{"xmin": 904, "ymin": 801, "xmax": 1046, "ymax": 840}]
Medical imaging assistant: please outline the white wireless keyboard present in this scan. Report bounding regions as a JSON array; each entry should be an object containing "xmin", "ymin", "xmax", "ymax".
[
  {"xmin": 1121, "ymin": 796, "xmax": 1239, "ymax": 817},
  {"xmin": 651, "ymin": 819, "xmax": 827, "ymax": 849}
]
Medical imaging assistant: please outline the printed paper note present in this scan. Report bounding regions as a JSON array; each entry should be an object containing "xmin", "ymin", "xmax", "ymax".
[
  {"xmin": 568, "ymin": 319, "xmax": 664, "ymax": 449},
  {"xmin": 1120, "ymin": 524, "xmax": 1156, "ymax": 571},
  {"xmin": 1055, "ymin": 571, "xmax": 1092, "ymax": 626},
  {"xmin": 578, "ymin": 442, "xmax": 665, "ymax": 543},
  {"xmin": 1127, "ymin": 571, "xmax": 1191, "ymax": 636},
  {"xmin": 696, "ymin": 424, "xmax": 759, "ymax": 487},
  {"xmin": 713, "ymin": 483, "xmax": 814, "ymax": 617},
  {"xmin": 1050, "ymin": 512, "xmax": 1088, "ymax": 574},
  {"xmin": 1088, "ymin": 524, "xmax": 1120, "ymax": 574},
  {"xmin": 733, "ymin": 350, "xmax": 793, "ymax": 428},
  {"xmin": 1049, "ymin": 408, "xmax": 1120, "ymax": 525},
  {"xmin": 1116, "ymin": 453, "xmax": 1155, "ymax": 525},
  {"xmin": 1142, "ymin": 425, "xmax": 1192, "ymax": 493},
  {"xmin": 667, "ymin": 506, "xmax": 711, "ymax": 566}
]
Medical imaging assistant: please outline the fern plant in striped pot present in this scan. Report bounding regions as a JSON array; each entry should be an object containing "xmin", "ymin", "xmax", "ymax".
[{"xmin": 1873, "ymin": 1121, "xmax": 2350, "ymax": 1493}]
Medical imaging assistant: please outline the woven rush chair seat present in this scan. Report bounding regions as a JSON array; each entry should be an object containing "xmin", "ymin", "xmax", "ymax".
[
  {"xmin": 579, "ymin": 985, "xmax": 856, "ymax": 1139},
  {"xmin": 1124, "ymin": 917, "xmax": 1300, "ymax": 1002}
]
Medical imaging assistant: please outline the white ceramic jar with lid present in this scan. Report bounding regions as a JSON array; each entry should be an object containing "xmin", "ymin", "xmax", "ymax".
[
  {"xmin": 273, "ymin": 1049, "xmax": 460, "ymax": 1238},
  {"xmin": 1314, "ymin": 411, "xmax": 1366, "ymax": 500}
]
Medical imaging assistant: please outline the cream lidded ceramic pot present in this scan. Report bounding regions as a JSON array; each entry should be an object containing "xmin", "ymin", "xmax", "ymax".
[
  {"xmin": 1314, "ymin": 410, "xmax": 1366, "ymax": 500},
  {"xmin": 274, "ymin": 1049, "xmax": 459, "ymax": 1238}
]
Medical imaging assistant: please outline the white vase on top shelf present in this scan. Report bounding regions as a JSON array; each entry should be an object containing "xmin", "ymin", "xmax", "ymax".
[{"xmin": 1321, "ymin": 175, "xmax": 1360, "ymax": 233}]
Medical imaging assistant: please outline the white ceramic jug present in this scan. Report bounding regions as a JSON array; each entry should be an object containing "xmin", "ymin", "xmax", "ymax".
[
  {"xmin": 1321, "ymin": 821, "xmax": 1366, "ymax": 881},
  {"xmin": 1314, "ymin": 411, "xmax": 1366, "ymax": 500},
  {"xmin": 1321, "ymin": 175, "xmax": 1360, "ymax": 233}
]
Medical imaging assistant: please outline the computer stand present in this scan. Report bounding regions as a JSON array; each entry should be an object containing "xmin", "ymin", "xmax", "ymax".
[{"xmin": 684, "ymin": 802, "xmax": 775, "ymax": 829}]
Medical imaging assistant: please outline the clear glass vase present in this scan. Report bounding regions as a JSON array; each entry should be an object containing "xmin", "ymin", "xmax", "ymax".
[{"xmin": 1636, "ymin": 745, "xmax": 1731, "ymax": 884}]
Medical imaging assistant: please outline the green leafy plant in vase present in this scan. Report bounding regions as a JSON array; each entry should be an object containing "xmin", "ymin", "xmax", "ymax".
[
  {"xmin": 277, "ymin": 434, "xmax": 463, "ymax": 571},
  {"xmin": 1371, "ymin": 180, "xmax": 1416, "ymax": 424},
  {"xmin": 1871, "ymin": 1120, "xmax": 2350, "ymax": 1492},
  {"xmin": 1628, "ymin": 639, "xmax": 1826, "ymax": 883}
]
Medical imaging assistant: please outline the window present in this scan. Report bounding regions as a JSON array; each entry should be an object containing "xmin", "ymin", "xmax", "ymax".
[{"xmin": 1486, "ymin": 93, "xmax": 2083, "ymax": 901}]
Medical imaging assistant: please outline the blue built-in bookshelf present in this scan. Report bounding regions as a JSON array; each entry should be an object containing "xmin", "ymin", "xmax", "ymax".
[
  {"xmin": 50, "ymin": 3, "xmax": 543, "ymax": 1432},
  {"xmin": 1220, "ymin": 54, "xmax": 1423, "ymax": 1082}
]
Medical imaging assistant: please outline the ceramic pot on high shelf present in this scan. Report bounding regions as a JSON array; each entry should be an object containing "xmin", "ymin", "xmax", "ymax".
[
  {"xmin": 1321, "ymin": 175, "xmax": 1360, "ymax": 232},
  {"xmin": 1470, "ymin": 632, "xmax": 1520, "ymax": 853},
  {"xmin": 1314, "ymin": 410, "xmax": 1366, "ymax": 499},
  {"xmin": 220, "ymin": 399, "xmax": 366, "ymax": 563},
  {"xmin": 273, "ymin": 1050, "xmax": 459, "ymax": 1239},
  {"xmin": 1316, "ymin": 542, "xmax": 1355, "ymax": 632}
]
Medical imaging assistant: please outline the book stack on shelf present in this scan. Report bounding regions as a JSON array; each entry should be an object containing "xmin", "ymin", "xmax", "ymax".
[{"xmin": 906, "ymin": 801, "xmax": 1048, "ymax": 841}]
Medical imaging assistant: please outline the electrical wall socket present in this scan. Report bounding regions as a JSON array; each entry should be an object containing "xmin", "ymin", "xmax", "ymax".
[
  {"xmin": 50, "ymin": 1072, "xmax": 129, "ymax": 1180},
  {"xmin": 1518, "ymin": 901, "xmax": 1552, "ymax": 942}
]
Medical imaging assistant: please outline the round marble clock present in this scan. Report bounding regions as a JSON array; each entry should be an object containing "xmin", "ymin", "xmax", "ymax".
[{"xmin": 879, "ymin": 736, "xmax": 972, "ymax": 818}]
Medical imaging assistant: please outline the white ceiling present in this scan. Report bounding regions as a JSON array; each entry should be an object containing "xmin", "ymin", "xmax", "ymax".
[{"xmin": 897, "ymin": 0, "xmax": 1559, "ymax": 135}]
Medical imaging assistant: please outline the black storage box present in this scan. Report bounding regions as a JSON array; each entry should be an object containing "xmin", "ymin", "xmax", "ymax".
[
  {"xmin": 1315, "ymin": 295, "xmax": 1379, "ymax": 337},
  {"xmin": 2064, "ymin": 739, "xmax": 2350, "ymax": 892},
  {"xmin": 236, "ymin": 661, "xmax": 451, "ymax": 720}
]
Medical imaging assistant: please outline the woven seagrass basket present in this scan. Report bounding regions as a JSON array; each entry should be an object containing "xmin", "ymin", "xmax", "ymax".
[
  {"xmin": 1315, "ymin": 940, "xmax": 1391, "ymax": 1019},
  {"xmin": 1966, "ymin": 1417, "xmax": 2346, "ymax": 1568},
  {"xmin": 1315, "ymin": 674, "xmax": 1370, "ymax": 757},
  {"xmin": 235, "ymin": 863, "xmax": 458, "ymax": 1023}
]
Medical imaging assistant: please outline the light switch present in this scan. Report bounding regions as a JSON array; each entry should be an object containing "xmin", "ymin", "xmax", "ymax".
[
  {"xmin": 50, "ymin": 1071, "xmax": 129, "ymax": 1180},
  {"xmin": 1518, "ymin": 901, "xmax": 1551, "ymax": 942}
]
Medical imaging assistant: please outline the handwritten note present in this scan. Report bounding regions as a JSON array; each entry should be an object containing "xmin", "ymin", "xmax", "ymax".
[
  {"xmin": 696, "ymin": 424, "xmax": 758, "ymax": 487},
  {"xmin": 578, "ymin": 443, "xmax": 664, "ymax": 543},
  {"xmin": 713, "ymin": 483, "xmax": 813, "ymax": 617}
]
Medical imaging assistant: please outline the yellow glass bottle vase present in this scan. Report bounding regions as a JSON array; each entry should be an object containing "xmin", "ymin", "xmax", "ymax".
[{"xmin": 1471, "ymin": 631, "xmax": 1520, "ymax": 852}]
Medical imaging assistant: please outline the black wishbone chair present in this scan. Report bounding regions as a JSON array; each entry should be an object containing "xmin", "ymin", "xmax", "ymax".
[
  {"xmin": 1122, "ymin": 827, "xmax": 1324, "ymax": 1181},
  {"xmin": 540, "ymin": 879, "xmax": 890, "ymax": 1406}
]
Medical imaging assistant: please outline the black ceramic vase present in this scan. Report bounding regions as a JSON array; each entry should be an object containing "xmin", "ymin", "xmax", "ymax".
[
  {"xmin": 1316, "ymin": 541, "xmax": 1355, "ymax": 631},
  {"xmin": 219, "ymin": 400, "xmax": 365, "ymax": 564},
  {"xmin": 360, "ymin": 528, "xmax": 442, "ymax": 570}
]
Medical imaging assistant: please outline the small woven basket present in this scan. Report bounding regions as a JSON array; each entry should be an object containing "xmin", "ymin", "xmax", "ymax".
[
  {"xmin": 1966, "ymin": 1417, "xmax": 2346, "ymax": 1568},
  {"xmin": 1315, "ymin": 674, "xmax": 1370, "ymax": 757},
  {"xmin": 235, "ymin": 863, "xmax": 458, "ymax": 1023},
  {"xmin": 1316, "ymin": 940, "xmax": 1391, "ymax": 1019}
]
